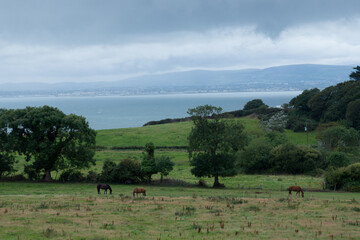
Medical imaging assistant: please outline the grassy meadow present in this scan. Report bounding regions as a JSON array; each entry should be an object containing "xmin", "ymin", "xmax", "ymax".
[
  {"xmin": 2, "ymin": 118, "xmax": 359, "ymax": 239},
  {"xmin": 0, "ymin": 182, "xmax": 359, "ymax": 240}
]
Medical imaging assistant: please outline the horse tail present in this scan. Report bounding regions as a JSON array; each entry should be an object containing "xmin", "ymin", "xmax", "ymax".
[
  {"xmin": 133, "ymin": 190, "xmax": 135, "ymax": 197},
  {"xmin": 108, "ymin": 185, "xmax": 112, "ymax": 194},
  {"xmin": 97, "ymin": 184, "xmax": 100, "ymax": 194}
]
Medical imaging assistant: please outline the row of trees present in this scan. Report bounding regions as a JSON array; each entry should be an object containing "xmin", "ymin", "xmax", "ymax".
[{"xmin": 287, "ymin": 66, "xmax": 360, "ymax": 131}]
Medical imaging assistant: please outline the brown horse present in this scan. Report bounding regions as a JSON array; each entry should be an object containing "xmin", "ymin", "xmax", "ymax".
[
  {"xmin": 97, "ymin": 184, "xmax": 112, "ymax": 194},
  {"xmin": 288, "ymin": 186, "xmax": 304, "ymax": 197},
  {"xmin": 133, "ymin": 188, "xmax": 146, "ymax": 197}
]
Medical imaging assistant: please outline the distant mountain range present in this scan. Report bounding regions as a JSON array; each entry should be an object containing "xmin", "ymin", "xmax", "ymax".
[{"xmin": 0, "ymin": 64, "xmax": 354, "ymax": 97}]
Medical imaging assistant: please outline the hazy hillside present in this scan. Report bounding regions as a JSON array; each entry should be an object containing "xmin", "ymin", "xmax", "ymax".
[{"xmin": 0, "ymin": 64, "xmax": 353, "ymax": 96}]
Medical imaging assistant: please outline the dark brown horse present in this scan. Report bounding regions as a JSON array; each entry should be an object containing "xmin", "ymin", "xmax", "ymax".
[
  {"xmin": 288, "ymin": 186, "xmax": 304, "ymax": 197},
  {"xmin": 133, "ymin": 188, "xmax": 146, "ymax": 197},
  {"xmin": 97, "ymin": 184, "xmax": 112, "ymax": 194}
]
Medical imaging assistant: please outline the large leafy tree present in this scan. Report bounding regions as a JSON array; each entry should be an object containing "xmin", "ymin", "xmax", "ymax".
[
  {"xmin": 3, "ymin": 106, "xmax": 96, "ymax": 181},
  {"xmin": 188, "ymin": 105, "xmax": 248, "ymax": 187}
]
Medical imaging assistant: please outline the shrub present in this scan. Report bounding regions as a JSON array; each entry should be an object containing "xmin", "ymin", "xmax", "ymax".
[
  {"xmin": 238, "ymin": 138, "xmax": 273, "ymax": 174},
  {"xmin": 325, "ymin": 152, "xmax": 351, "ymax": 168},
  {"xmin": 100, "ymin": 158, "xmax": 143, "ymax": 184},
  {"xmin": 112, "ymin": 158, "xmax": 143, "ymax": 184},
  {"xmin": 325, "ymin": 163, "xmax": 360, "ymax": 191},
  {"xmin": 316, "ymin": 125, "xmax": 360, "ymax": 151},
  {"xmin": 269, "ymin": 143, "xmax": 323, "ymax": 174},
  {"xmin": 261, "ymin": 111, "xmax": 287, "ymax": 132}
]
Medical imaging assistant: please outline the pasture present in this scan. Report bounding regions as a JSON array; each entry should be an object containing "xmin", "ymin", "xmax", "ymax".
[
  {"xmin": 2, "ymin": 118, "xmax": 357, "ymax": 239},
  {"xmin": 0, "ymin": 182, "xmax": 359, "ymax": 240}
]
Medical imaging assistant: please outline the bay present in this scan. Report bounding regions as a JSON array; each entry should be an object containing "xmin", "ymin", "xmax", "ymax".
[{"xmin": 0, "ymin": 91, "xmax": 301, "ymax": 130}]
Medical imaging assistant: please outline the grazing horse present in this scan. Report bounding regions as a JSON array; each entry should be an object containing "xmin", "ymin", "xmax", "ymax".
[
  {"xmin": 97, "ymin": 184, "xmax": 112, "ymax": 195},
  {"xmin": 133, "ymin": 188, "xmax": 146, "ymax": 197},
  {"xmin": 288, "ymin": 186, "xmax": 304, "ymax": 198}
]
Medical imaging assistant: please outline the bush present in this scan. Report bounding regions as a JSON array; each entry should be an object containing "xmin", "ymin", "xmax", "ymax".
[
  {"xmin": 238, "ymin": 138, "xmax": 273, "ymax": 174},
  {"xmin": 100, "ymin": 158, "xmax": 143, "ymax": 183},
  {"xmin": 59, "ymin": 169, "xmax": 85, "ymax": 182},
  {"xmin": 112, "ymin": 158, "xmax": 143, "ymax": 184},
  {"xmin": 269, "ymin": 143, "xmax": 324, "ymax": 174},
  {"xmin": 238, "ymin": 132, "xmax": 288, "ymax": 174},
  {"xmin": 316, "ymin": 125, "xmax": 360, "ymax": 151},
  {"xmin": 325, "ymin": 163, "xmax": 360, "ymax": 191},
  {"xmin": 325, "ymin": 152, "xmax": 351, "ymax": 168},
  {"xmin": 261, "ymin": 111, "xmax": 287, "ymax": 132}
]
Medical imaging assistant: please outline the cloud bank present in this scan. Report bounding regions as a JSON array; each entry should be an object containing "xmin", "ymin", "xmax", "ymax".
[{"xmin": 0, "ymin": 1, "xmax": 359, "ymax": 83}]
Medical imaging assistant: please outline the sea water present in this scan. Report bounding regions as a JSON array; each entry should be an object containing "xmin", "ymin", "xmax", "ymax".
[{"xmin": 0, "ymin": 91, "xmax": 301, "ymax": 130}]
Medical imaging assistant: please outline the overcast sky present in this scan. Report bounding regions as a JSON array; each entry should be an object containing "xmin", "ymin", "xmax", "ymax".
[{"xmin": 0, "ymin": 0, "xmax": 360, "ymax": 84}]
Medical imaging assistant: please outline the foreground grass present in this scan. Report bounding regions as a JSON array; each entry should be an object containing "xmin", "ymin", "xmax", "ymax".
[{"xmin": 0, "ymin": 182, "xmax": 359, "ymax": 240}]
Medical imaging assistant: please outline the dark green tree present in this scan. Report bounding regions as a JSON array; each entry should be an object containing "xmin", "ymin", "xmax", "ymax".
[
  {"xmin": 188, "ymin": 105, "xmax": 248, "ymax": 187},
  {"xmin": 4, "ymin": 106, "xmax": 96, "ymax": 181},
  {"xmin": 289, "ymin": 88, "xmax": 320, "ymax": 114},
  {"xmin": 346, "ymin": 99, "xmax": 360, "ymax": 129},
  {"xmin": 308, "ymin": 80, "xmax": 360, "ymax": 122},
  {"xmin": 349, "ymin": 66, "xmax": 360, "ymax": 81},
  {"xmin": 141, "ymin": 142, "xmax": 157, "ymax": 182},
  {"xmin": 243, "ymin": 99, "xmax": 268, "ymax": 111},
  {"xmin": 101, "ymin": 160, "xmax": 117, "ymax": 182},
  {"xmin": 155, "ymin": 156, "xmax": 174, "ymax": 183},
  {"xmin": 325, "ymin": 152, "xmax": 350, "ymax": 168}
]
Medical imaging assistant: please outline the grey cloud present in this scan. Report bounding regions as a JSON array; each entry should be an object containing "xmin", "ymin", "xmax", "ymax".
[{"xmin": 0, "ymin": 0, "xmax": 359, "ymax": 44}]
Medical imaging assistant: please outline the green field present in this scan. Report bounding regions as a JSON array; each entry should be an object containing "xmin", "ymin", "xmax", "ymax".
[
  {"xmin": 2, "ymin": 118, "xmax": 358, "ymax": 239},
  {"xmin": 0, "ymin": 182, "xmax": 359, "ymax": 240},
  {"xmin": 95, "ymin": 118, "xmax": 317, "ymax": 148}
]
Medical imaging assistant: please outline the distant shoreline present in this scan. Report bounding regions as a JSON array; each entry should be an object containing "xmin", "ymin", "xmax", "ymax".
[{"xmin": 0, "ymin": 90, "xmax": 302, "ymax": 99}]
